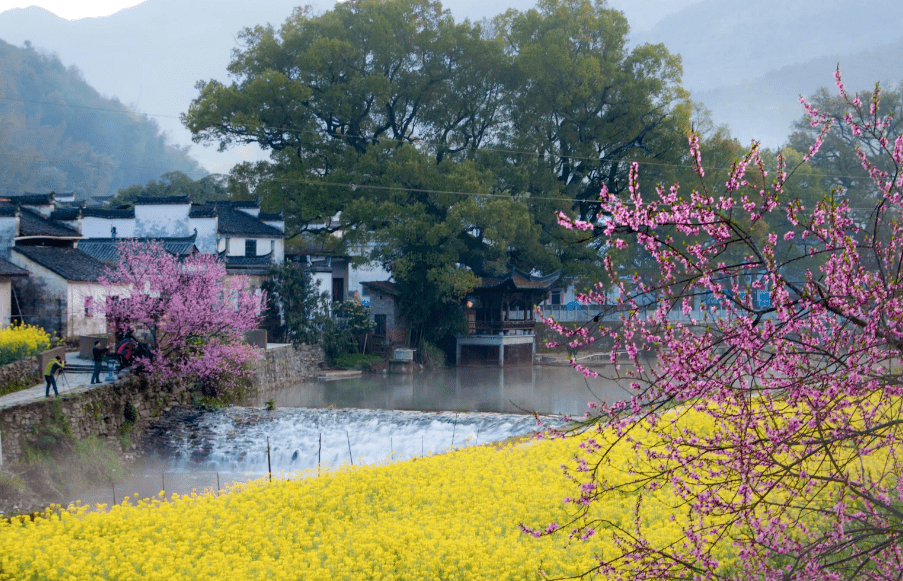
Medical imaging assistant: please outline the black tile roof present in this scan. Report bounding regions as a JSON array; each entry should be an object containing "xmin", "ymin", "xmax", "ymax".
[
  {"xmin": 134, "ymin": 195, "xmax": 190, "ymax": 205},
  {"xmin": 50, "ymin": 208, "xmax": 80, "ymax": 221},
  {"xmin": 0, "ymin": 257, "xmax": 28, "ymax": 277},
  {"xmin": 222, "ymin": 252, "xmax": 273, "ymax": 265},
  {"xmin": 475, "ymin": 267, "xmax": 560, "ymax": 291},
  {"xmin": 258, "ymin": 212, "xmax": 284, "ymax": 221},
  {"xmin": 189, "ymin": 205, "xmax": 217, "ymax": 218},
  {"xmin": 18, "ymin": 208, "xmax": 80, "ymax": 238},
  {"xmin": 216, "ymin": 206, "xmax": 283, "ymax": 237},
  {"xmin": 12, "ymin": 246, "xmax": 107, "ymax": 282},
  {"xmin": 361, "ymin": 280, "xmax": 401, "ymax": 296},
  {"xmin": 8, "ymin": 193, "xmax": 54, "ymax": 205},
  {"xmin": 216, "ymin": 199, "xmax": 259, "ymax": 209},
  {"xmin": 0, "ymin": 204, "xmax": 17, "ymax": 217},
  {"xmin": 78, "ymin": 234, "xmax": 198, "ymax": 265},
  {"xmin": 82, "ymin": 208, "xmax": 135, "ymax": 219}
]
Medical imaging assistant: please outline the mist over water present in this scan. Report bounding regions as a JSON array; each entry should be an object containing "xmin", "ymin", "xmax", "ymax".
[
  {"xmin": 249, "ymin": 365, "xmax": 634, "ymax": 417},
  {"xmin": 72, "ymin": 366, "xmax": 628, "ymax": 507}
]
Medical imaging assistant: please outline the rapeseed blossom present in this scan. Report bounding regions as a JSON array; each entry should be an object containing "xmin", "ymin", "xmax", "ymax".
[
  {"xmin": 0, "ymin": 323, "xmax": 51, "ymax": 367},
  {"xmin": 0, "ymin": 431, "xmax": 652, "ymax": 580},
  {"xmin": 2, "ymin": 406, "xmax": 872, "ymax": 580}
]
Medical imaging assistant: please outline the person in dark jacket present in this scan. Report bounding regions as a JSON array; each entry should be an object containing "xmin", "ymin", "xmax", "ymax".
[
  {"xmin": 44, "ymin": 356, "xmax": 65, "ymax": 397},
  {"xmin": 91, "ymin": 340, "xmax": 107, "ymax": 384}
]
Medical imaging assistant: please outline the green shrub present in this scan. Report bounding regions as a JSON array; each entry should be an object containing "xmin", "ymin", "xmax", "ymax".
[
  {"xmin": 21, "ymin": 402, "xmax": 125, "ymax": 497},
  {"xmin": 417, "ymin": 339, "xmax": 446, "ymax": 368},
  {"xmin": 332, "ymin": 353, "xmax": 383, "ymax": 371},
  {"xmin": 0, "ymin": 378, "xmax": 34, "ymax": 397}
]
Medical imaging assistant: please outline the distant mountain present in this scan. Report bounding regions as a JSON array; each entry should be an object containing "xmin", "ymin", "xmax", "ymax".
[
  {"xmin": 695, "ymin": 37, "xmax": 903, "ymax": 149},
  {"xmin": 2, "ymin": 0, "xmax": 902, "ymax": 169},
  {"xmin": 0, "ymin": 0, "xmax": 346, "ymax": 175},
  {"xmin": 635, "ymin": 0, "xmax": 903, "ymax": 92},
  {"xmin": 0, "ymin": 39, "xmax": 203, "ymax": 199},
  {"xmin": 0, "ymin": 0, "xmax": 700, "ymax": 174}
]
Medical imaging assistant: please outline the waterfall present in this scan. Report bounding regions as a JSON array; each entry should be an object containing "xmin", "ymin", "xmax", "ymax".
[{"xmin": 164, "ymin": 408, "xmax": 556, "ymax": 474}]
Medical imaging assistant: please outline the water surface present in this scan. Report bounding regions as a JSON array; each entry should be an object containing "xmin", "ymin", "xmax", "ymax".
[{"xmin": 251, "ymin": 364, "xmax": 634, "ymax": 416}]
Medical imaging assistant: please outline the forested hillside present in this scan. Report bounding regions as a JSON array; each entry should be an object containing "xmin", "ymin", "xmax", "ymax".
[{"xmin": 0, "ymin": 39, "xmax": 204, "ymax": 199}]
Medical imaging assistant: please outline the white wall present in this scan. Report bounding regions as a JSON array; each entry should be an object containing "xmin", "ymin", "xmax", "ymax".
[
  {"xmin": 135, "ymin": 203, "xmax": 191, "ymax": 237},
  {"xmin": 82, "ymin": 217, "xmax": 136, "ymax": 238},
  {"xmin": 0, "ymin": 216, "xmax": 18, "ymax": 259},
  {"xmin": 349, "ymin": 261, "xmax": 392, "ymax": 305},
  {"xmin": 189, "ymin": 217, "xmax": 218, "ymax": 254},
  {"xmin": 67, "ymin": 282, "xmax": 111, "ymax": 337},
  {"xmin": 0, "ymin": 279, "xmax": 11, "ymax": 327},
  {"xmin": 219, "ymin": 236, "xmax": 283, "ymax": 263}
]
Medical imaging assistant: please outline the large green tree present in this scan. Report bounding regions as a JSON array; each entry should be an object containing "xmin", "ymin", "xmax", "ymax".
[
  {"xmin": 109, "ymin": 171, "xmax": 231, "ymax": 207},
  {"xmin": 184, "ymin": 0, "xmax": 690, "ymax": 343}
]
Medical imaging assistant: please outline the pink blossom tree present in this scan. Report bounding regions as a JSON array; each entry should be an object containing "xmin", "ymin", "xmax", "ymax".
[
  {"xmin": 531, "ymin": 71, "xmax": 903, "ymax": 580},
  {"xmin": 99, "ymin": 241, "xmax": 265, "ymax": 394}
]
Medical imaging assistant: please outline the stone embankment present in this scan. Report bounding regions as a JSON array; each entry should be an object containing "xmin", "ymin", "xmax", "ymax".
[
  {"xmin": 0, "ymin": 343, "xmax": 324, "ymax": 465},
  {"xmin": 0, "ymin": 357, "xmax": 41, "ymax": 392}
]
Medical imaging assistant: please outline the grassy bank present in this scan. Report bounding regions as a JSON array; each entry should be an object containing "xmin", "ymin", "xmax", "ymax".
[{"xmin": 0, "ymin": 400, "xmax": 127, "ymax": 517}]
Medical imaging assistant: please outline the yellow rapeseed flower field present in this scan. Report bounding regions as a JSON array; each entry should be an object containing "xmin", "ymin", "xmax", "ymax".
[
  {"xmin": 0, "ymin": 427, "xmax": 683, "ymax": 581},
  {"xmin": 0, "ymin": 323, "xmax": 51, "ymax": 367},
  {"xmin": 3, "ymin": 400, "xmax": 885, "ymax": 580}
]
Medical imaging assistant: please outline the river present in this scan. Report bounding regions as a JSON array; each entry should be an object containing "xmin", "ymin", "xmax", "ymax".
[{"xmin": 70, "ymin": 364, "xmax": 634, "ymax": 508}]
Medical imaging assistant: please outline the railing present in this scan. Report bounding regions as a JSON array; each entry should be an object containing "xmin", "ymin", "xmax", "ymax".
[{"xmin": 469, "ymin": 319, "xmax": 535, "ymax": 335}]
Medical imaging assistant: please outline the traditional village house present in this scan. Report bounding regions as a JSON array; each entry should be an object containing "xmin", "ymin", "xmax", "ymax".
[
  {"xmin": 360, "ymin": 280, "xmax": 405, "ymax": 349},
  {"xmin": 0, "ymin": 257, "xmax": 29, "ymax": 326},
  {"xmin": 1, "ymin": 195, "xmax": 111, "ymax": 338}
]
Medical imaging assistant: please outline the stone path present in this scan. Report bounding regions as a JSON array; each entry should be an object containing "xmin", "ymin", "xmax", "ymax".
[{"xmin": 0, "ymin": 352, "xmax": 121, "ymax": 409}]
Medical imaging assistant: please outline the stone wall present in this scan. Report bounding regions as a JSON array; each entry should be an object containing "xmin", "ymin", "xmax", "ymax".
[
  {"xmin": 0, "ymin": 343, "xmax": 324, "ymax": 465},
  {"xmin": 0, "ymin": 356, "xmax": 40, "ymax": 390},
  {"xmin": 251, "ymin": 343, "xmax": 323, "ymax": 394}
]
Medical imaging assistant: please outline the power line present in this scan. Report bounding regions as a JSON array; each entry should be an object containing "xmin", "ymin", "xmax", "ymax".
[
  {"xmin": 1, "ymin": 95, "xmax": 897, "ymax": 197},
  {"xmin": 0, "ymin": 95, "xmax": 183, "ymax": 120},
  {"xmin": 1, "ymin": 93, "xmax": 878, "ymax": 180}
]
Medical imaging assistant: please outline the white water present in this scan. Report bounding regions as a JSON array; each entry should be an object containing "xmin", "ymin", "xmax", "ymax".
[{"xmin": 166, "ymin": 408, "xmax": 556, "ymax": 475}]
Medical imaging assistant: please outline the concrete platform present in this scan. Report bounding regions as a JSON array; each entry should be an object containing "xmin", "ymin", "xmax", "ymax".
[
  {"xmin": 315, "ymin": 370, "xmax": 363, "ymax": 381},
  {"xmin": 0, "ymin": 352, "xmax": 122, "ymax": 410}
]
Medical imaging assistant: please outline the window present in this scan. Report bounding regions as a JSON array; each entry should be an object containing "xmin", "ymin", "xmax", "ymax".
[
  {"xmin": 374, "ymin": 314, "xmax": 386, "ymax": 336},
  {"xmin": 85, "ymin": 296, "xmax": 94, "ymax": 317},
  {"xmin": 550, "ymin": 290, "xmax": 562, "ymax": 306},
  {"xmin": 245, "ymin": 239, "xmax": 256, "ymax": 257}
]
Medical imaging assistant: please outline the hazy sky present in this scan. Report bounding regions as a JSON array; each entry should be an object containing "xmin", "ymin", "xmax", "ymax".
[
  {"xmin": 0, "ymin": 0, "xmax": 694, "ymax": 29},
  {"xmin": 0, "ymin": 1, "xmax": 144, "ymax": 19}
]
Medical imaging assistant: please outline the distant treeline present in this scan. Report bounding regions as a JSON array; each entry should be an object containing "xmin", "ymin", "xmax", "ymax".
[{"xmin": 0, "ymin": 39, "xmax": 204, "ymax": 200}]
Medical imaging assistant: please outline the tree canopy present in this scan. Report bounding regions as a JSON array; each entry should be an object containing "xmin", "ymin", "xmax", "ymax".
[
  {"xmin": 184, "ymin": 0, "xmax": 690, "ymax": 343},
  {"xmin": 99, "ymin": 241, "xmax": 264, "ymax": 395},
  {"xmin": 109, "ymin": 171, "xmax": 231, "ymax": 208}
]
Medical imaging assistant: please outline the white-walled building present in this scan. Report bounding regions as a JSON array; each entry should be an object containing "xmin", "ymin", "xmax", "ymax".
[
  {"xmin": 0, "ymin": 192, "xmax": 287, "ymax": 338},
  {"xmin": 0, "ymin": 257, "xmax": 28, "ymax": 327},
  {"xmin": 10, "ymin": 246, "xmax": 110, "ymax": 337}
]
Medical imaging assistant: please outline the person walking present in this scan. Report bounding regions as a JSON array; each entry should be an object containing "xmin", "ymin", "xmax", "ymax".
[
  {"xmin": 44, "ymin": 355, "xmax": 65, "ymax": 397},
  {"xmin": 91, "ymin": 340, "xmax": 107, "ymax": 384}
]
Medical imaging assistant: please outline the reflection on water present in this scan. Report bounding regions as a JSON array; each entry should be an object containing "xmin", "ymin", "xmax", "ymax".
[{"xmin": 250, "ymin": 365, "xmax": 634, "ymax": 416}]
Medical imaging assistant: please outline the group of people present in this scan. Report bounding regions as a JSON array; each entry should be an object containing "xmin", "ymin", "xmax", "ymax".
[{"xmin": 41, "ymin": 340, "xmax": 109, "ymax": 398}]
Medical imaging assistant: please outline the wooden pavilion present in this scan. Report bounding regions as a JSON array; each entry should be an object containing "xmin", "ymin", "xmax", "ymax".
[{"xmin": 457, "ymin": 267, "xmax": 559, "ymax": 366}]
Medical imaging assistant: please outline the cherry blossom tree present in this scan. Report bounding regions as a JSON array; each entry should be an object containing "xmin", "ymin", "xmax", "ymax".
[
  {"xmin": 99, "ymin": 241, "xmax": 265, "ymax": 393},
  {"xmin": 532, "ymin": 71, "xmax": 903, "ymax": 581}
]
